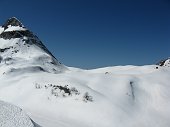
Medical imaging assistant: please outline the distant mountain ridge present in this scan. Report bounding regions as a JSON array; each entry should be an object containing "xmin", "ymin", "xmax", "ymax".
[{"xmin": 157, "ymin": 58, "xmax": 170, "ymax": 67}]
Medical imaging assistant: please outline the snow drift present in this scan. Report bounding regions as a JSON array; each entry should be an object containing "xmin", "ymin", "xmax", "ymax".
[{"xmin": 0, "ymin": 100, "xmax": 39, "ymax": 127}]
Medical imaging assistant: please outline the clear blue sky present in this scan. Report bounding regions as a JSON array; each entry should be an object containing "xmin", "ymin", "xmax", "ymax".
[{"xmin": 0, "ymin": 0, "xmax": 169, "ymax": 68}]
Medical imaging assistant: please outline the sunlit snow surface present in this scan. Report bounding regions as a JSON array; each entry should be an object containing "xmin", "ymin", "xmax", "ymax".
[
  {"xmin": 0, "ymin": 64, "xmax": 170, "ymax": 127},
  {"xmin": 4, "ymin": 26, "xmax": 27, "ymax": 32},
  {"xmin": 0, "ymin": 100, "xmax": 35, "ymax": 127}
]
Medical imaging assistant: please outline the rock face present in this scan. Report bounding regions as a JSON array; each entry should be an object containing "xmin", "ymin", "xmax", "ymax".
[
  {"xmin": 0, "ymin": 17, "xmax": 67, "ymax": 74},
  {"xmin": 0, "ymin": 100, "xmax": 36, "ymax": 127},
  {"xmin": 157, "ymin": 58, "xmax": 170, "ymax": 67},
  {"xmin": 2, "ymin": 17, "xmax": 24, "ymax": 30}
]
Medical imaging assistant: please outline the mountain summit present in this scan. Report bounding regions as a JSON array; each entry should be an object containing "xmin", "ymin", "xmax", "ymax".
[
  {"xmin": 0, "ymin": 17, "xmax": 67, "ymax": 74},
  {"xmin": 2, "ymin": 17, "xmax": 24, "ymax": 30}
]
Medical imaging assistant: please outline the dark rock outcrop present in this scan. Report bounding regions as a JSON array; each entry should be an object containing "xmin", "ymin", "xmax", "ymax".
[{"xmin": 2, "ymin": 17, "xmax": 24, "ymax": 30}]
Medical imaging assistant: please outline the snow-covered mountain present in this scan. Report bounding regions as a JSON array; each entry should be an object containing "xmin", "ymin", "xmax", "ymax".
[
  {"xmin": 0, "ymin": 17, "xmax": 67, "ymax": 75},
  {"xmin": 0, "ymin": 17, "xmax": 170, "ymax": 127}
]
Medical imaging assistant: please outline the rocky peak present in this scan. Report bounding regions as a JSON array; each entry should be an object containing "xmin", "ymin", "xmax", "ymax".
[
  {"xmin": 0, "ymin": 17, "xmax": 27, "ymax": 39},
  {"xmin": 0, "ymin": 17, "xmax": 53, "ymax": 57},
  {"xmin": 2, "ymin": 17, "xmax": 24, "ymax": 30}
]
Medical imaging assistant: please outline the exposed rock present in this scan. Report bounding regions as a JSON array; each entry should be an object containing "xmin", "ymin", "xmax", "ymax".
[{"xmin": 2, "ymin": 17, "xmax": 24, "ymax": 30}]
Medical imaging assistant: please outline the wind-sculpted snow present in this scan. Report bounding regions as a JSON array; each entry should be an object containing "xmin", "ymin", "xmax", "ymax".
[
  {"xmin": 0, "ymin": 100, "xmax": 36, "ymax": 127},
  {"xmin": 0, "ymin": 65, "xmax": 170, "ymax": 127}
]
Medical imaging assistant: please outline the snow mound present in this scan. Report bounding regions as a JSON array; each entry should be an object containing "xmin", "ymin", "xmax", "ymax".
[{"xmin": 0, "ymin": 100, "xmax": 37, "ymax": 127}]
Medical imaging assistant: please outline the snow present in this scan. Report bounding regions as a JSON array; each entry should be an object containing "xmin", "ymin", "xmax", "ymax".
[
  {"xmin": 0, "ymin": 27, "xmax": 3, "ymax": 34},
  {"xmin": 163, "ymin": 58, "xmax": 170, "ymax": 67},
  {"xmin": 4, "ymin": 26, "xmax": 27, "ymax": 32},
  {"xmin": 0, "ymin": 65, "xmax": 170, "ymax": 127},
  {"xmin": 0, "ymin": 38, "xmax": 67, "ymax": 74},
  {"xmin": 0, "ymin": 17, "xmax": 170, "ymax": 127},
  {"xmin": 0, "ymin": 100, "xmax": 35, "ymax": 127}
]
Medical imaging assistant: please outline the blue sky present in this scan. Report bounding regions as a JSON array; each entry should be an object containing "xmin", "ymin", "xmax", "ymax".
[{"xmin": 0, "ymin": 0, "xmax": 169, "ymax": 68}]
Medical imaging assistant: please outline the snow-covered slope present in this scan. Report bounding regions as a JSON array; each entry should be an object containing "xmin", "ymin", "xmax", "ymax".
[
  {"xmin": 0, "ymin": 17, "xmax": 170, "ymax": 127},
  {"xmin": 0, "ymin": 65, "xmax": 170, "ymax": 127},
  {"xmin": 0, "ymin": 100, "xmax": 39, "ymax": 127}
]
